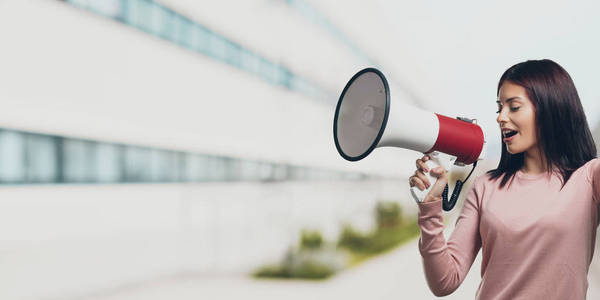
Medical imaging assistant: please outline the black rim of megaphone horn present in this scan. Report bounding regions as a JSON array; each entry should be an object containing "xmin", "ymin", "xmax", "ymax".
[{"xmin": 333, "ymin": 67, "xmax": 390, "ymax": 161}]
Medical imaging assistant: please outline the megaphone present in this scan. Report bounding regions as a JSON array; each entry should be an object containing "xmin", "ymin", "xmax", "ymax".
[{"xmin": 333, "ymin": 68, "xmax": 486, "ymax": 211}]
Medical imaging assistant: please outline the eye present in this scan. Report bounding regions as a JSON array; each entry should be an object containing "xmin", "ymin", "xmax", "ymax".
[{"xmin": 510, "ymin": 106, "xmax": 520, "ymax": 112}]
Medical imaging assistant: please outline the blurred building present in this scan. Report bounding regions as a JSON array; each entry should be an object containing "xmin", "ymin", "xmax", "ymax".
[{"xmin": 0, "ymin": 1, "xmax": 423, "ymax": 299}]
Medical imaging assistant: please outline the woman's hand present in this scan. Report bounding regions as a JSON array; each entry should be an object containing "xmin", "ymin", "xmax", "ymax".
[{"xmin": 408, "ymin": 154, "xmax": 449, "ymax": 203}]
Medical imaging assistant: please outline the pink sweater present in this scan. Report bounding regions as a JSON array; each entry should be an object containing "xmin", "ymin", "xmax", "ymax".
[{"xmin": 417, "ymin": 158, "xmax": 600, "ymax": 299}]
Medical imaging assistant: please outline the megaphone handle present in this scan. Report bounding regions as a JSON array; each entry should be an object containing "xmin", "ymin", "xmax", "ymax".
[{"xmin": 410, "ymin": 152, "xmax": 456, "ymax": 203}]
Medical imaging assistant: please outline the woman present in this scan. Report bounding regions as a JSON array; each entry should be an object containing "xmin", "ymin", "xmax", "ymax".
[{"xmin": 409, "ymin": 59, "xmax": 599, "ymax": 299}]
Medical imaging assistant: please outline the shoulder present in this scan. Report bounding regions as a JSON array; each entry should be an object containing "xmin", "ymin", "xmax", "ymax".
[
  {"xmin": 467, "ymin": 172, "xmax": 496, "ymax": 198},
  {"xmin": 579, "ymin": 158, "xmax": 600, "ymax": 183},
  {"xmin": 471, "ymin": 172, "xmax": 497, "ymax": 190}
]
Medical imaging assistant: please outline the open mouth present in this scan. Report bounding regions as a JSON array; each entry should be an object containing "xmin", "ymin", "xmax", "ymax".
[{"xmin": 503, "ymin": 130, "xmax": 518, "ymax": 138}]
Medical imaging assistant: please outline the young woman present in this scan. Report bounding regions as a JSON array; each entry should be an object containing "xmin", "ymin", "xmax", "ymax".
[{"xmin": 408, "ymin": 59, "xmax": 599, "ymax": 299}]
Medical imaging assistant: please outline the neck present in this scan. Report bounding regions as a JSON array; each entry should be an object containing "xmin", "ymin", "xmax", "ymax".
[{"xmin": 522, "ymin": 147, "xmax": 548, "ymax": 174}]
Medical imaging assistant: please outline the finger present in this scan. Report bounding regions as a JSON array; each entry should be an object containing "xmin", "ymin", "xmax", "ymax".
[
  {"xmin": 414, "ymin": 170, "xmax": 431, "ymax": 188},
  {"xmin": 429, "ymin": 167, "xmax": 447, "ymax": 178},
  {"xmin": 410, "ymin": 176, "xmax": 427, "ymax": 191},
  {"xmin": 416, "ymin": 159, "xmax": 429, "ymax": 173}
]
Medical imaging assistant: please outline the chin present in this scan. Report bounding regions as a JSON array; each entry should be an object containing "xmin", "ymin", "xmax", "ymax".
[{"xmin": 505, "ymin": 145, "xmax": 524, "ymax": 155}]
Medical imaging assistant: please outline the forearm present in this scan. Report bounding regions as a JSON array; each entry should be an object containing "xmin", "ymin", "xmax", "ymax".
[{"xmin": 417, "ymin": 199, "xmax": 466, "ymax": 296}]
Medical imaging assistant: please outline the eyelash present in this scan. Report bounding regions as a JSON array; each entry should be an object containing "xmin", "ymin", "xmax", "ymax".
[{"xmin": 496, "ymin": 107, "xmax": 520, "ymax": 113}]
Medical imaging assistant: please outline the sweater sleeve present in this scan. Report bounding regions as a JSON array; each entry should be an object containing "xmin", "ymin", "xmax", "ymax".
[{"xmin": 417, "ymin": 176, "xmax": 483, "ymax": 297}]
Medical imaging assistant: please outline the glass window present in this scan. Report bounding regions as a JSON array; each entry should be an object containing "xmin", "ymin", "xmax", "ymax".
[
  {"xmin": 66, "ymin": 0, "xmax": 328, "ymax": 103},
  {"xmin": 125, "ymin": 0, "xmax": 153, "ymax": 32},
  {"xmin": 149, "ymin": 149, "xmax": 179, "ymax": 182},
  {"xmin": 124, "ymin": 146, "xmax": 152, "ymax": 182},
  {"xmin": 206, "ymin": 156, "xmax": 227, "ymax": 181},
  {"xmin": 272, "ymin": 164, "xmax": 289, "ymax": 181},
  {"xmin": 289, "ymin": 166, "xmax": 310, "ymax": 181},
  {"xmin": 95, "ymin": 143, "xmax": 122, "ymax": 183},
  {"xmin": 208, "ymin": 33, "xmax": 227, "ymax": 61},
  {"xmin": 67, "ymin": 0, "xmax": 88, "ymax": 8},
  {"xmin": 238, "ymin": 160, "xmax": 260, "ymax": 181},
  {"xmin": 172, "ymin": 15, "xmax": 192, "ymax": 48},
  {"xmin": 0, "ymin": 129, "xmax": 363, "ymax": 184},
  {"xmin": 278, "ymin": 66, "xmax": 292, "ymax": 89},
  {"xmin": 191, "ymin": 25, "xmax": 210, "ymax": 54},
  {"xmin": 256, "ymin": 162, "xmax": 274, "ymax": 181},
  {"xmin": 25, "ymin": 134, "xmax": 58, "ymax": 183},
  {"xmin": 182, "ymin": 154, "xmax": 209, "ymax": 182},
  {"xmin": 89, "ymin": 0, "xmax": 122, "ymax": 18},
  {"xmin": 63, "ymin": 139, "xmax": 96, "ymax": 183},
  {"xmin": 225, "ymin": 41, "xmax": 241, "ymax": 67},
  {"xmin": 0, "ymin": 130, "xmax": 26, "ymax": 183},
  {"xmin": 259, "ymin": 59, "xmax": 278, "ymax": 84},
  {"xmin": 150, "ymin": 5, "xmax": 173, "ymax": 38},
  {"xmin": 240, "ymin": 50, "xmax": 261, "ymax": 74}
]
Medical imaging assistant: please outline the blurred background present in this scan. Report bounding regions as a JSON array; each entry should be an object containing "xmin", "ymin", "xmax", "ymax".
[{"xmin": 1, "ymin": 0, "xmax": 600, "ymax": 299}]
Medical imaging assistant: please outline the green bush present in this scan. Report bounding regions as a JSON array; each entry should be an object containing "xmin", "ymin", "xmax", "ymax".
[
  {"xmin": 376, "ymin": 201, "xmax": 403, "ymax": 228},
  {"xmin": 338, "ymin": 201, "xmax": 420, "ymax": 261},
  {"xmin": 253, "ymin": 260, "xmax": 334, "ymax": 280},
  {"xmin": 290, "ymin": 261, "xmax": 334, "ymax": 279},
  {"xmin": 254, "ymin": 201, "xmax": 421, "ymax": 279},
  {"xmin": 253, "ymin": 264, "xmax": 290, "ymax": 278},
  {"xmin": 300, "ymin": 229, "xmax": 323, "ymax": 250},
  {"xmin": 254, "ymin": 229, "xmax": 337, "ymax": 280},
  {"xmin": 338, "ymin": 220, "xmax": 419, "ymax": 254},
  {"xmin": 337, "ymin": 225, "xmax": 370, "ymax": 252}
]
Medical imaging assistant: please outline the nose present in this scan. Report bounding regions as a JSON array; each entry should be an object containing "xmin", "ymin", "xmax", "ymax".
[{"xmin": 496, "ymin": 107, "xmax": 508, "ymax": 125}]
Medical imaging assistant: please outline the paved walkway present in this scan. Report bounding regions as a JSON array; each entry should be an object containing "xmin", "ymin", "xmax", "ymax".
[{"xmin": 84, "ymin": 233, "xmax": 600, "ymax": 300}]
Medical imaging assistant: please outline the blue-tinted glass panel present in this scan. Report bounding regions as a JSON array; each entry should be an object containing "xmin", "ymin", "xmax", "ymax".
[
  {"xmin": 238, "ymin": 160, "xmax": 260, "ymax": 181},
  {"xmin": 26, "ymin": 134, "xmax": 57, "ymax": 183},
  {"xmin": 63, "ymin": 139, "xmax": 96, "ymax": 182},
  {"xmin": 184, "ymin": 154, "xmax": 202, "ymax": 182},
  {"xmin": 259, "ymin": 59, "xmax": 278, "ymax": 84},
  {"xmin": 191, "ymin": 25, "xmax": 210, "ymax": 53},
  {"xmin": 124, "ymin": 146, "xmax": 152, "ymax": 182},
  {"xmin": 150, "ymin": 4, "xmax": 172, "ymax": 38},
  {"xmin": 225, "ymin": 41, "xmax": 241, "ymax": 67},
  {"xmin": 206, "ymin": 156, "xmax": 227, "ymax": 181},
  {"xmin": 0, "ymin": 130, "xmax": 26, "ymax": 183},
  {"xmin": 240, "ymin": 50, "xmax": 260, "ymax": 74},
  {"xmin": 149, "ymin": 149, "xmax": 179, "ymax": 182},
  {"xmin": 95, "ymin": 143, "xmax": 122, "ymax": 183},
  {"xmin": 256, "ymin": 162, "xmax": 274, "ymax": 181},
  {"xmin": 65, "ymin": 0, "xmax": 333, "ymax": 103},
  {"xmin": 172, "ymin": 15, "xmax": 192, "ymax": 47},
  {"xmin": 126, "ymin": 0, "xmax": 153, "ymax": 32},
  {"xmin": 208, "ymin": 34, "xmax": 227, "ymax": 61},
  {"xmin": 89, "ymin": 0, "xmax": 121, "ymax": 18}
]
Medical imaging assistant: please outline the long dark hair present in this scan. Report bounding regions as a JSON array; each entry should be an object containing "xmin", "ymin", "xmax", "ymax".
[{"xmin": 487, "ymin": 59, "xmax": 597, "ymax": 189}]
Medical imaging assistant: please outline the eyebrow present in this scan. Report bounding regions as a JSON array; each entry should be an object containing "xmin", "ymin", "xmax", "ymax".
[{"xmin": 496, "ymin": 96, "xmax": 521, "ymax": 104}]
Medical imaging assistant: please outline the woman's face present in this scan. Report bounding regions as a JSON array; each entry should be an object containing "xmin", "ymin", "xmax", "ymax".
[{"xmin": 496, "ymin": 81, "xmax": 538, "ymax": 155}]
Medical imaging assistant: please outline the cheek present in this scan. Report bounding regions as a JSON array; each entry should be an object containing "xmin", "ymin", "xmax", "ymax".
[
  {"xmin": 518, "ymin": 108, "xmax": 536, "ymax": 131},
  {"xmin": 521, "ymin": 118, "xmax": 537, "ymax": 142}
]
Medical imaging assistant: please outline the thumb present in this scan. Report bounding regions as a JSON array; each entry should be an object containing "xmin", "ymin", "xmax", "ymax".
[
  {"xmin": 430, "ymin": 166, "xmax": 447, "ymax": 177},
  {"xmin": 425, "ymin": 167, "xmax": 449, "ymax": 199}
]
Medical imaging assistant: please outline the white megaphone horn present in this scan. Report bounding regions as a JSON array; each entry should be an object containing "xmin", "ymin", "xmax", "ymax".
[{"xmin": 333, "ymin": 68, "xmax": 486, "ymax": 211}]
